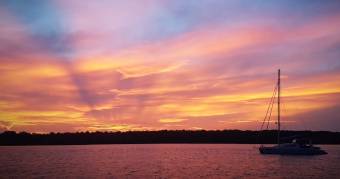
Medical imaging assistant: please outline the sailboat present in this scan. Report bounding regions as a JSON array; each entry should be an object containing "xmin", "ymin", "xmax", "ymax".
[{"xmin": 259, "ymin": 69, "xmax": 327, "ymax": 155}]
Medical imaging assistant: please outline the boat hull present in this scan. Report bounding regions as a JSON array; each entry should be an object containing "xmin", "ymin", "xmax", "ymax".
[{"xmin": 259, "ymin": 146, "xmax": 327, "ymax": 155}]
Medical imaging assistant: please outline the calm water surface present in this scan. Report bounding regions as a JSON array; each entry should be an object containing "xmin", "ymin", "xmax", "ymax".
[{"xmin": 0, "ymin": 144, "xmax": 339, "ymax": 178}]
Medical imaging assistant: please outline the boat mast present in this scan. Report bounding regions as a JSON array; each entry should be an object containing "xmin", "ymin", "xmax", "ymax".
[{"xmin": 277, "ymin": 69, "xmax": 281, "ymax": 145}]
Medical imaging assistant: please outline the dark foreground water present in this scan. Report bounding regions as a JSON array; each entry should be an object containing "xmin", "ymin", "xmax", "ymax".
[{"xmin": 0, "ymin": 144, "xmax": 339, "ymax": 178}]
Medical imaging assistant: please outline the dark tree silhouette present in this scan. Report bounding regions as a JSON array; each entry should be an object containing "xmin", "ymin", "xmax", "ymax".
[{"xmin": 0, "ymin": 130, "xmax": 339, "ymax": 145}]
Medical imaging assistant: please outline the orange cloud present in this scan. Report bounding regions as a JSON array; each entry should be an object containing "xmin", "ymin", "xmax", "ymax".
[{"xmin": 1, "ymin": 9, "xmax": 340, "ymax": 132}]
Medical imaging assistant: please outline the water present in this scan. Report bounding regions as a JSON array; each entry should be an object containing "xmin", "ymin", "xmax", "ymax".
[{"xmin": 0, "ymin": 144, "xmax": 339, "ymax": 178}]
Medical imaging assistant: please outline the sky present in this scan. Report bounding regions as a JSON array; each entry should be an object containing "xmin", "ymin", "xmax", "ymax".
[{"xmin": 0, "ymin": 0, "xmax": 340, "ymax": 132}]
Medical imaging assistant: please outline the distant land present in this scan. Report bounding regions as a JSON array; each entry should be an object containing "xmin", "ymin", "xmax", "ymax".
[{"xmin": 0, "ymin": 130, "xmax": 339, "ymax": 145}]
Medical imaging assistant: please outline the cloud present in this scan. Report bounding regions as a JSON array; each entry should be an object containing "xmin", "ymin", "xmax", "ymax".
[
  {"xmin": 0, "ymin": 121, "xmax": 12, "ymax": 132},
  {"xmin": 1, "ymin": 1, "xmax": 340, "ymax": 132},
  {"xmin": 283, "ymin": 104, "xmax": 340, "ymax": 132},
  {"xmin": 159, "ymin": 118, "xmax": 188, "ymax": 123}
]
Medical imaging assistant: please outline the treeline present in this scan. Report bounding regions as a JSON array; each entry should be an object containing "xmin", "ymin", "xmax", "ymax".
[{"xmin": 0, "ymin": 130, "xmax": 339, "ymax": 145}]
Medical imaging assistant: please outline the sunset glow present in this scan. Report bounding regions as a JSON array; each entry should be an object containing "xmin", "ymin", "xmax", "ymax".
[{"xmin": 1, "ymin": 0, "xmax": 340, "ymax": 132}]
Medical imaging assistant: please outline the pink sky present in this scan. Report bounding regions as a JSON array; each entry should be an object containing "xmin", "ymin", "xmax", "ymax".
[{"xmin": 0, "ymin": 1, "xmax": 340, "ymax": 132}]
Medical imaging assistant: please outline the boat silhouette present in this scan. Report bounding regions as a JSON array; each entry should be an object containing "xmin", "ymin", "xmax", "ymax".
[{"xmin": 258, "ymin": 69, "xmax": 327, "ymax": 155}]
